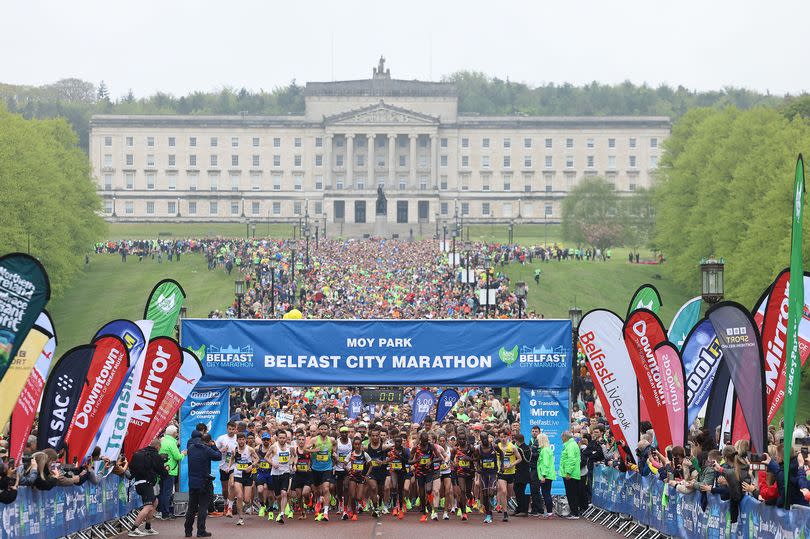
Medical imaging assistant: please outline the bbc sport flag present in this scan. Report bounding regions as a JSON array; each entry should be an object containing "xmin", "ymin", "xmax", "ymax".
[
  {"xmin": 784, "ymin": 155, "xmax": 805, "ymax": 506},
  {"xmin": 143, "ymin": 279, "xmax": 186, "ymax": 338}
]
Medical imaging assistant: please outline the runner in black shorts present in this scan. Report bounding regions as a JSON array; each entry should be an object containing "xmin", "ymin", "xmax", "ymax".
[
  {"xmin": 291, "ymin": 431, "xmax": 313, "ymax": 520},
  {"xmin": 346, "ymin": 436, "xmax": 371, "ymax": 521},
  {"xmin": 365, "ymin": 426, "xmax": 389, "ymax": 517},
  {"xmin": 230, "ymin": 432, "xmax": 259, "ymax": 526},
  {"xmin": 476, "ymin": 431, "xmax": 498, "ymax": 524},
  {"xmin": 386, "ymin": 431, "xmax": 410, "ymax": 519}
]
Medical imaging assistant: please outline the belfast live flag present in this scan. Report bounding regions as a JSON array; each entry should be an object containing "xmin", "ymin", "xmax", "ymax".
[
  {"xmin": 0, "ymin": 253, "xmax": 50, "ymax": 382},
  {"xmin": 144, "ymin": 279, "xmax": 186, "ymax": 338},
  {"xmin": 784, "ymin": 155, "xmax": 805, "ymax": 507}
]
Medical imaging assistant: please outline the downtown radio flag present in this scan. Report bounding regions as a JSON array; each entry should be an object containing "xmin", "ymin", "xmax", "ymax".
[
  {"xmin": 144, "ymin": 279, "xmax": 186, "ymax": 338},
  {"xmin": 63, "ymin": 335, "xmax": 129, "ymax": 465},
  {"xmin": 783, "ymin": 155, "xmax": 805, "ymax": 507},
  {"xmin": 122, "ymin": 337, "xmax": 183, "ymax": 459},
  {"xmin": 579, "ymin": 309, "xmax": 640, "ymax": 460},
  {"xmin": 0, "ymin": 312, "xmax": 52, "ymax": 433},
  {"xmin": 139, "ymin": 348, "xmax": 204, "ymax": 446},
  {"xmin": 8, "ymin": 312, "xmax": 58, "ymax": 462}
]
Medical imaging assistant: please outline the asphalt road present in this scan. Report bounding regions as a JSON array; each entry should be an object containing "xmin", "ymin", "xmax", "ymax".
[{"xmin": 147, "ymin": 511, "xmax": 621, "ymax": 538}]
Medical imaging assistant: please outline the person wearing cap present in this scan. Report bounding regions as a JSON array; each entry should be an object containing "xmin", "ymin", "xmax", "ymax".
[
  {"xmin": 158, "ymin": 424, "xmax": 186, "ymax": 520},
  {"xmin": 255, "ymin": 432, "xmax": 274, "ymax": 518}
]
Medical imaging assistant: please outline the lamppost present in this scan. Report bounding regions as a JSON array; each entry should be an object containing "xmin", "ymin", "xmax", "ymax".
[
  {"xmin": 291, "ymin": 242, "xmax": 297, "ymax": 284},
  {"xmin": 269, "ymin": 260, "xmax": 276, "ymax": 318},
  {"xmin": 245, "ymin": 218, "xmax": 250, "ymax": 240},
  {"xmin": 435, "ymin": 212, "xmax": 440, "ymax": 238},
  {"xmin": 484, "ymin": 257, "xmax": 492, "ymax": 318},
  {"xmin": 175, "ymin": 306, "xmax": 187, "ymax": 341},
  {"xmin": 234, "ymin": 279, "xmax": 245, "ymax": 318},
  {"xmin": 451, "ymin": 225, "xmax": 458, "ymax": 268},
  {"xmin": 176, "ymin": 196, "xmax": 181, "ymax": 217},
  {"xmin": 464, "ymin": 241, "xmax": 472, "ymax": 289},
  {"xmin": 700, "ymin": 257, "xmax": 725, "ymax": 304},
  {"xmin": 304, "ymin": 223, "xmax": 311, "ymax": 266},
  {"xmin": 315, "ymin": 220, "xmax": 320, "ymax": 250},
  {"xmin": 442, "ymin": 224, "xmax": 447, "ymax": 253},
  {"xmin": 508, "ymin": 220, "xmax": 514, "ymax": 244},
  {"xmin": 569, "ymin": 305, "xmax": 583, "ymax": 402},
  {"xmin": 112, "ymin": 193, "xmax": 117, "ymax": 217},
  {"xmin": 515, "ymin": 281, "xmax": 528, "ymax": 319}
]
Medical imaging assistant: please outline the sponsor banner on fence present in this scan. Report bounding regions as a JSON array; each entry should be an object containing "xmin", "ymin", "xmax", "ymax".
[
  {"xmin": 0, "ymin": 475, "xmax": 141, "ymax": 539},
  {"xmin": 181, "ymin": 319, "xmax": 572, "ymax": 389},
  {"xmin": 519, "ymin": 387, "xmax": 567, "ymax": 495},
  {"xmin": 179, "ymin": 387, "xmax": 230, "ymax": 493},
  {"xmin": 591, "ymin": 464, "xmax": 810, "ymax": 538}
]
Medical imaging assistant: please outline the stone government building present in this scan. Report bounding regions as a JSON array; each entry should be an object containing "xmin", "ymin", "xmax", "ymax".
[{"xmin": 90, "ymin": 58, "xmax": 670, "ymax": 237}]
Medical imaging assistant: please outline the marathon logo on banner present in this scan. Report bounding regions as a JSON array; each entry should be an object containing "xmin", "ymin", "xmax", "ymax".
[{"xmin": 182, "ymin": 319, "xmax": 572, "ymax": 389}]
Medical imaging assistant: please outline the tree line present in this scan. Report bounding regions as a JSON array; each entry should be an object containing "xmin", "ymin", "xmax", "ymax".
[{"xmin": 2, "ymin": 73, "xmax": 806, "ymax": 152}]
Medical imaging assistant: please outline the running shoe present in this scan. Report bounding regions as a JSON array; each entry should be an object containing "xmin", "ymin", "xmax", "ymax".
[
  {"xmin": 483, "ymin": 514, "xmax": 492, "ymax": 524},
  {"xmin": 397, "ymin": 510, "xmax": 404, "ymax": 520},
  {"xmin": 315, "ymin": 501, "xmax": 323, "ymax": 515},
  {"xmin": 381, "ymin": 504, "xmax": 389, "ymax": 515},
  {"xmin": 431, "ymin": 511, "xmax": 438, "ymax": 521},
  {"xmin": 267, "ymin": 511, "xmax": 274, "ymax": 522},
  {"xmin": 276, "ymin": 514, "xmax": 284, "ymax": 525},
  {"xmin": 420, "ymin": 514, "xmax": 428, "ymax": 523},
  {"xmin": 127, "ymin": 529, "xmax": 147, "ymax": 537},
  {"xmin": 322, "ymin": 512, "xmax": 329, "ymax": 522},
  {"xmin": 225, "ymin": 507, "xmax": 233, "ymax": 518},
  {"xmin": 286, "ymin": 505, "xmax": 294, "ymax": 518},
  {"xmin": 314, "ymin": 513, "xmax": 324, "ymax": 522},
  {"xmin": 456, "ymin": 508, "xmax": 462, "ymax": 518},
  {"xmin": 392, "ymin": 507, "xmax": 399, "ymax": 517},
  {"xmin": 351, "ymin": 513, "xmax": 358, "ymax": 521},
  {"xmin": 502, "ymin": 512, "xmax": 509, "ymax": 522},
  {"xmin": 258, "ymin": 506, "xmax": 266, "ymax": 518},
  {"xmin": 442, "ymin": 511, "xmax": 449, "ymax": 520},
  {"xmin": 406, "ymin": 498, "xmax": 413, "ymax": 510},
  {"xmin": 236, "ymin": 518, "xmax": 244, "ymax": 526},
  {"xmin": 342, "ymin": 512, "xmax": 350, "ymax": 521},
  {"xmin": 372, "ymin": 509, "xmax": 379, "ymax": 518},
  {"xmin": 461, "ymin": 513, "xmax": 468, "ymax": 521}
]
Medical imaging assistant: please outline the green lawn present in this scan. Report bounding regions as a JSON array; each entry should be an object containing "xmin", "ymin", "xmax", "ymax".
[
  {"xmin": 48, "ymin": 253, "xmax": 235, "ymax": 353},
  {"xmin": 108, "ymin": 222, "xmax": 295, "ymax": 240}
]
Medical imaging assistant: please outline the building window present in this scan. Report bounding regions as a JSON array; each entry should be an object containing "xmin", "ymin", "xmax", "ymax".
[
  {"xmin": 377, "ymin": 137, "xmax": 386, "ymax": 148},
  {"xmin": 315, "ymin": 154, "xmax": 323, "ymax": 166},
  {"xmin": 125, "ymin": 154, "xmax": 134, "ymax": 166},
  {"xmin": 545, "ymin": 204, "xmax": 552, "ymax": 216},
  {"xmin": 503, "ymin": 174, "xmax": 511, "ymax": 191},
  {"xmin": 565, "ymin": 156, "xmax": 574, "ymax": 168},
  {"xmin": 104, "ymin": 136, "xmax": 112, "ymax": 147},
  {"xmin": 314, "ymin": 201, "xmax": 322, "ymax": 215},
  {"xmin": 294, "ymin": 155, "xmax": 302, "ymax": 167},
  {"xmin": 566, "ymin": 138, "xmax": 573, "ymax": 149},
  {"xmin": 586, "ymin": 138, "xmax": 594, "ymax": 148},
  {"xmin": 398, "ymin": 176, "xmax": 406, "ymax": 190},
  {"xmin": 377, "ymin": 155, "xmax": 385, "ymax": 168},
  {"xmin": 417, "ymin": 154, "xmax": 427, "ymax": 168},
  {"xmin": 189, "ymin": 173, "xmax": 198, "ymax": 190},
  {"xmin": 273, "ymin": 174, "xmax": 281, "ymax": 190},
  {"xmin": 395, "ymin": 155, "xmax": 403, "ymax": 167},
  {"xmin": 103, "ymin": 154, "xmax": 112, "ymax": 167},
  {"xmin": 441, "ymin": 202, "xmax": 448, "ymax": 215},
  {"xmin": 189, "ymin": 201, "xmax": 197, "ymax": 215},
  {"xmin": 146, "ymin": 201, "xmax": 155, "ymax": 215},
  {"xmin": 650, "ymin": 137, "xmax": 658, "ymax": 148},
  {"xmin": 103, "ymin": 174, "xmax": 112, "ymax": 190},
  {"xmin": 482, "ymin": 202, "xmax": 491, "ymax": 216},
  {"xmin": 544, "ymin": 172, "xmax": 553, "ymax": 192},
  {"xmin": 482, "ymin": 175, "xmax": 490, "ymax": 191},
  {"xmin": 460, "ymin": 173, "xmax": 470, "ymax": 191},
  {"xmin": 356, "ymin": 176, "xmax": 365, "ymax": 190},
  {"xmin": 210, "ymin": 155, "xmax": 218, "ymax": 167},
  {"xmin": 629, "ymin": 137, "xmax": 637, "ymax": 149},
  {"xmin": 189, "ymin": 137, "xmax": 197, "ymax": 147},
  {"xmin": 273, "ymin": 202, "xmax": 281, "ymax": 215},
  {"xmin": 461, "ymin": 202, "xmax": 469, "ymax": 216},
  {"xmin": 649, "ymin": 155, "xmax": 659, "ymax": 169},
  {"xmin": 146, "ymin": 174, "xmax": 155, "ymax": 190},
  {"xmin": 168, "ymin": 154, "xmax": 176, "ymax": 167},
  {"xmin": 502, "ymin": 202, "xmax": 512, "ymax": 217},
  {"xmin": 357, "ymin": 154, "xmax": 365, "ymax": 167},
  {"xmin": 229, "ymin": 174, "xmax": 238, "ymax": 191},
  {"xmin": 545, "ymin": 138, "xmax": 552, "ymax": 149},
  {"xmin": 338, "ymin": 138, "xmax": 346, "ymax": 148},
  {"xmin": 252, "ymin": 137, "xmax": 260, "ymax": 147},
  {"xmin": 606, "ymin": 173, "xmax": 617, "ymax": 189},
  {"xmin": 273, "ymin": 137, "xmax": 281, "ymax": 148},
  {"xmin": 523, "ymin": 203, "xmax": 533, "ymax": 217},
  {"xmin": 252, "ymin": 155, "xmax": 260, "ymax": 167},
  {"xmin": 605, "ymin": 155, "xmax": 615, "ymax": 169},
  {"xmin": 189, "ymin": 155, "xmax": 197, "ymax": 167},
  {"xmin": 273, "ymin": 155, "xmax": 281, "ymax": 167},
  {"xmin": 210, "ymin": 137, "xmax": 218, "ymax": 147},
  {"xmin": 252, "ymin": 201, "xmax": 260, "ymax": 215},
  {"xmin": 209, "ymin": 174, "xmax": 218, "ymax": 190},
  {"xmin": 337, "ymin": 176, "xmax": 345, "ymax": 190},
  {"xmin": 146, "ymin": 154, "xmax": 155, "ymax": 168},
  {"xmin": 231, "ymin": 201, "xmax": 239, "ymax": 215},
  {"xmin": 482, "ymin": 138, "xmax": 490, "ymax": 148},
  {"xmin": 419, "ymin": 176, "xmax": 428, "ymax": 190},
  {"xmin": 440, "ymin": 176, "xmax": 448, "ymax": 190},
  {"xmin": 168, "ymin": 201, "xmax": 176, "ymax": 214},
  {"xmin": 315, "ymin": 137, "xmax": 323, "ymax": 148},
  {"xmin": 440, "ymin": 155, "xmax": 448, "ymax": 167},
  {"xmin": 419, "ymin": 137, "xmax": 428, "ymax": 148},
  {"xmin": 147, "ymin": 136, "xmax": 155, "ymax": 147},
  {"xmin": 231, "ymin": 155, "xmax": 239, "ymax": 167},
  {"xmin": 587, "ymin": 155, "xmax": 595, "ymax": 168},
  {"xmin": 523, "ymin": 174, "xmax": 533, "ymax": 192},
  {"xmin": 251, "ymin": 172, "xmax": 261, "ymax": 190},
  {"xmin": 629, "ymin": 182, "xmax": 637, "ymax": 191},
  {"xmin": 294, "ymin": 137, "xmax": 302, "ymax": 148},
  {"xmin": 336, "ymin": 155, "xmax": 344, "ymax": 167},
  {"xmin": 629, "ymin": 155, "xmax": 637, "ymax": 168},
  {"xmin": 294, "ymin": 176, "xmax": 302, "ymax": 191},
  {"xmin": 231, "ymin": 137, "xmax": 239, "ymax": 148},
  {"xmin": 545, "ymin": 156, "xmax": 553, "ymax": 168},
  {"xmin": 503, "ymin": 138, "xmax": 511, "ymax": 149},
  {"xmin": 315, "ymin": 175, "xmax": 323, "ymax": 190},
  {"xmin": 608, "ymin": 138, "xmax": 615, "ymax": 149},
  {"xmin": 461, "ymin": 138, "xmax": 469, "ymax": 149},
  {"xmin": 524, "ymin": 156, "xmax": 532, "ymax": 168},
  {"xmin": 168, "ymin": 174, "xmax": 177, "ymax": 190},
  {"xmin": 524, "ymin": 137, "xmax": 532, "ymax": 149},
  {"xmin": 565, "ymin": 172, "xmax": 575, "ymax": 189},
  {"xmin": 168, "ymin": 136, "xmax": 175, "ymax": 147},
  {"xmin": 503, "ymin": 155, "xmax": 511, "ymax": 168},
  {"xmin": 397, "ymin": 201, "xmax": 408, "ymax": 224},
  {"xmin": 126, "ymin": 136, "xmax": 133, "ymax": 147},
  {"xmin": 482, "ymin": 155, "xmax": 490, "ymax": 168},
  {"xmin": 125, "ymin": 201, "xmax": 134, "ymax": 214},
  {"xmin": 440, "ymin": 138, "xmax": 448, "ymax": 148}
]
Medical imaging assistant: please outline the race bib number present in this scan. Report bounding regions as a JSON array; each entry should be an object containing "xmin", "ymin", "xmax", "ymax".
[
  {"xmin": 259, "ymin": 462, "xmax": 270, "ymax": 470},
  {"xmin": 316, "ymin": 454, "xmax": 329, "ymax": 462},
  {"xmin": 440, "ymin": 462, "xmax": 449, "ymax": 471},
  {"xmin": 339, "ymin": 455, "xmax": 348, "ymax": 463},
  {"xmin": 483, "ymin": 461, "xmax": 495, "ymax": 469},
  {"xmin": 419, "ymin": 456, "xmax": 431, "ymax": 466},
  {"xmin": 391, "ymin": 462, "xmax": 403, "ymax": 470},
  {"xmin": 237, "ymin": 463, "xmax": 250, "ymax": 471},
  {"xmin": 352, "ymin": 463, "xmax": 364, "ymax": 472},
  {"xmin": 279, "ymin": 454, "xmax": 289, "ymax": 463},
  {"xmin": 458, "ymin": 459, "xmax": 470, "ymax": 467},
  {"xmin": 296, "ymin": 463, "xmax": 309, "ymax": 472}
]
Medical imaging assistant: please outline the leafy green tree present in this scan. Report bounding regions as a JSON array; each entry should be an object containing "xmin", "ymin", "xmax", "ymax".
[
  {"xmin": 0, "ymin": 106, "xmax": 107, "ymax": 296},
  {"xmin": 562, "ymin": 177, "xmax": 624, "ymax": 251},
  {"xmin": 622, "ymin": 186, "xmax": 656, "ymax": 254}
]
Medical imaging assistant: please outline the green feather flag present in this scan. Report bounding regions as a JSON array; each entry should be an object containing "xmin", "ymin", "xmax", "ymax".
[{"xmin": 783, "ymin": 155, "xmax": 805, "ymax": 508}]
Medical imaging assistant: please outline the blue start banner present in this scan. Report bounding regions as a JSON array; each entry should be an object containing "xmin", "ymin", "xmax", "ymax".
[
  {"xmin": 591, "ymin": 465, "xmax": 810, "ymax": 538},
  {"xmin": 181, "ymin": 319, "xmax": 572, "ymax": 389},
  {"xmin": 0, "ymin": 475, "xmax": 141, "ymax": 539},
  {"xmin": 179, "ymin": 386, "xmax": 230, "ymax": 494},
  {"xmin": 520, "ymin": 388, "xmax": 569, "ymax": 496}
]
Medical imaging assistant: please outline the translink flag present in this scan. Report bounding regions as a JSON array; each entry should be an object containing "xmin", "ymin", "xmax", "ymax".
[
  {"xmin": 144, "ymin": 279, "xmax": 186, "ymax": 338},
  {"xmin": 784, "ymin": 155, "xmax": 805, "ymax": 508}
]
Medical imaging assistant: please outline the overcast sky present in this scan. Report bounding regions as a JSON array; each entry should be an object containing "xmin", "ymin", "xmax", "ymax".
[{"xmin": 3, "ymin": 0, "xmax": 807, "ymax": 98}]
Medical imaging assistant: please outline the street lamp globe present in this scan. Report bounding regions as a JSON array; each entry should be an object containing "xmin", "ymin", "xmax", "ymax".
[
  {"xmin": 234, "ymin": 279, "xmax": 245, "ymax": 297},
  {"xmin": 700, "ymin": 257, "xmax": 725, "ymax": 304},
  {"xmin": 568, "ymin": 306, "xmax": 583, "ymax": 330}
]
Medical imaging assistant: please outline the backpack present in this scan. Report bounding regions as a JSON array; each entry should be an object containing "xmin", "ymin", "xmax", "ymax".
[{"xmin": 129, "ymin": 448, "xmax": 153, "ymax": 481}]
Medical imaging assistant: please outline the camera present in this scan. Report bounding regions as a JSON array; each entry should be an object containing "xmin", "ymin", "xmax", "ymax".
[
  {"xmin": 684, "ymin": 446, "xmax": 692, "ymax": 457},
  {"xmin": 749, "ymin": 453, "xmax": 765, "ymax": 463},
  {"xmin": 723, "ymin": 432, "xmax": 731, "ymax": 444}
]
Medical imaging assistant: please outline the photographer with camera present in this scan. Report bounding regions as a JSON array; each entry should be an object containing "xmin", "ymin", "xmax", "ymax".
[
  {"xmin": 0, "ymin": 458, "xmax": 19, "ymax": 504},
  {"xmin": 185, "ymin": 431, "xmax": 221, "ymax": 538}
]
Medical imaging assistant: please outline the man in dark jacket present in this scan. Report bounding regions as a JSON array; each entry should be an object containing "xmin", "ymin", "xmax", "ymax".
[
  {"xmin": 185, "ymin": 432, "xmax": 221, "ymax": 538},
  {"xmin": 512, "ymin": 434, "xmax": 532, "ymax": 516},
  {"xmin": 128, "ymin": 439, "xmax": 168, "ymax": 537},
  {"xmin": 528, "ymin": 426, "xmax": 543, "ymax": 514},
  {"xmin": 580, "ymin": 431, "xmax": 605, "ymax": 507}
]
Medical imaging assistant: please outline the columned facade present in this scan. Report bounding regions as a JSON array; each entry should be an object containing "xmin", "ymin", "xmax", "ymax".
[{"xmin": 89, "ymin": 59, "xmax": 671, "ymax": 236}]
